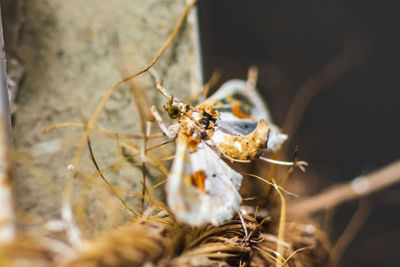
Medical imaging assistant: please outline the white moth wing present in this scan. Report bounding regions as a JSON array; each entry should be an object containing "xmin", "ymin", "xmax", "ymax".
[
  {"xmin": 205, "ymin": 79, "xmax": 287, "ymax": 152},
  {"xmin": 166, "ymin": 133, "xmax": 242, "ymax": 226},
  {"xmin": 206, "ymin": 79, "xmax": 271, "ymax": 121}
]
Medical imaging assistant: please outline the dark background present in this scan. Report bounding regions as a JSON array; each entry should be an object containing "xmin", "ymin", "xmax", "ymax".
[{"xmin": 198, "ymin": 1, "xmax": 400, "ymax": 266}]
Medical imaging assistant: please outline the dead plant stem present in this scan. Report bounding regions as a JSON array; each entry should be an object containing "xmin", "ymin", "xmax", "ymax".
[
  {"xmin": 289, "ymin": 159, "xmax": 400, "ymax": 215},
  {"xmin": 329, "ymin": 200, "xmax": 371, "ymax": 266}
]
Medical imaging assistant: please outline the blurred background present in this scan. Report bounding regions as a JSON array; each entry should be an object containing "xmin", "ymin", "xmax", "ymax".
[{"xmin": 198, "ymin": 1, "xmax": 400, "ymax": 266}]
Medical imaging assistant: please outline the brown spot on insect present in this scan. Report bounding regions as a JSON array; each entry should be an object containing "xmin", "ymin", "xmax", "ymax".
[
  {"xmin": 187, "ymin": 136, "xmax": 201, "ymax": 152},
  {"xmin": 218, "ymin": 120, "xmax": 270, "ymax": 160},
  {"xmin": 190, "ymin": 170, "xmax": 207, "ymax": 193},
  {"xmin": 196, "ymin": 103, "xmax": 218, "ymax": 115}
]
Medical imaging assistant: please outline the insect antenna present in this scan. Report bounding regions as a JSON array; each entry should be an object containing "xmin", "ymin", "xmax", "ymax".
[{"xmin": 149, "ymin": 68, "xmax": 172, "ymax": 99}]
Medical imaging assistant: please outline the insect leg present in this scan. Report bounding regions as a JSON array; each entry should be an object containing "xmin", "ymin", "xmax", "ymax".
[{"xmin": 150, "ymin": 106, "xmax": 178, "ymax": 139}]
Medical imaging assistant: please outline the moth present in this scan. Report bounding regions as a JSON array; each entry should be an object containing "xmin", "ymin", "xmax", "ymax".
[{"xmin": 149, "ymin": 68, "xmax": 294, "ymax": 226}]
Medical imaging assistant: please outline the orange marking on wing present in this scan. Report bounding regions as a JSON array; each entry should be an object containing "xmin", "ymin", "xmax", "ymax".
[
  {"xmin": 232, "ymin": 104, "xmax": 251, "ymax": 119},
  {"xmin": 191, "ymin": 170, "xmax": 207, "ymax": 193}
]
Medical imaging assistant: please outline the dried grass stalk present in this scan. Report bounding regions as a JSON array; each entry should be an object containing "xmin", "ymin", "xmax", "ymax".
[{"xmin": 62, "ymin": 210, "xmax": 330, "ymax": 267}]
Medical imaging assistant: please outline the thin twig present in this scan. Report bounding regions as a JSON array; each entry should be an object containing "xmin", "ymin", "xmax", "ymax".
[
  {"xmin": 274, "ymin": 180, "xmax": 287, "ymax": 267},
  {"xmin": 123, "ymin": 72, "xmax": 150, "ymax": 214},
  {"xmin": 61, "ymin": 0, "xmax": 197, "ymax": 227},
  {"xmin": 87, "ymin": 137, "xmax": 139, "ymax": 216},
  {"xmin": 283, "ymin": 31, "xmax": 369, "ymax": 140},
  {"xmin": 329, "ymin": 200, "xmax": 371, "ymax": 266},
  {"xmin": 44, "ymin": 122, "xmax": 164, "ymax": 140},
  {"xmin": 288, "ymin": 159, "xmax": 400, "ymax": 215}
]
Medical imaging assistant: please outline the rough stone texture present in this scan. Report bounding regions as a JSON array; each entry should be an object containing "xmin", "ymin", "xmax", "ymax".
[{"xmin": 2, "ymin": 0, "xmax": 198, "ymax": 234}]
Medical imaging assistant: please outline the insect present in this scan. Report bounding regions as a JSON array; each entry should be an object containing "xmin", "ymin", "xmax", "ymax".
[{"xmin": 149, "ymin": 67, "xmax": 301, "ymax": 226}]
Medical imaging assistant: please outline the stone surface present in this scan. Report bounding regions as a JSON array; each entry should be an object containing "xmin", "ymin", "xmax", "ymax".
[{"xmin": 2, "ymin": 0, "xmax": 198, "ymax": 234}]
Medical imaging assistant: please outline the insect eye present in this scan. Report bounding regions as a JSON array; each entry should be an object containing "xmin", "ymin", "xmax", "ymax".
[{"xmin": 168, "ymin": 105, "xmax": 181, "ymax": 119}]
